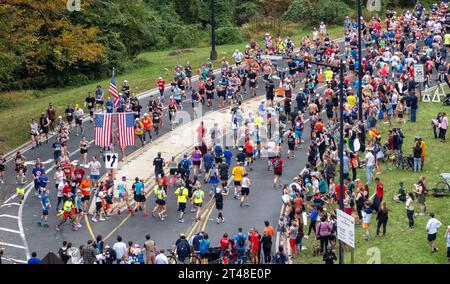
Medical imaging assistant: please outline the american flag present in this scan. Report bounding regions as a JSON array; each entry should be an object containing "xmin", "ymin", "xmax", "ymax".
[
  {"xmin": 109, "ymin": 69, "xmax": 120, "ymax": 108},
  {"xmin": 94, "ymin": 113, "xmax": 113, "ymax": 147},
  {"xmin": 117, "ymin": 112, "xmax": 136, "ymax": 147}
]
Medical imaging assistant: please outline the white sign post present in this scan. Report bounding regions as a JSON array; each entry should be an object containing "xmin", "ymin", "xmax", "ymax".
[
  {"xmin": 337, "ymin": 209, "xmax": 355, "ymax": 248},
  {"xmin": 104, "ymin": 152, "xmax": 118, "ymax": 169}
]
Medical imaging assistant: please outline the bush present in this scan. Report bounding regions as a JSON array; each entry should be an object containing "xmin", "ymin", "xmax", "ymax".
[
  {"xmin": 235, "ymin": 2, "xmax": 262, "ymax": 26},
  {"xmin": 282, "ymin": 0, "xmax": 353, "ymax": 26},
  {"xmin": 216, "ymin": 27, "xmax": 245, "ymax": 45}
]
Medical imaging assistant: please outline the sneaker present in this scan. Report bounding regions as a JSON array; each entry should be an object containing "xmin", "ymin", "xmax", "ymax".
[
  {"xmin": 216, "ymin": 218, "xmax": 220, "ymax": 224},
  {"xmin": 77, "ymin": 223, "xmax": 82, "ymax": 228},
  {"xmin": 221, "ymin": 217, "xmax": 225, "ymax": 223},
  {"xmin": 245, "ymin": 203, "xmax": 249, "ymax": 207},
  {"xmin": 91, "ymin": 218, "xmax": 98, "ymax": 222},
  {"xmin": 72, "ymin": 226, "xmax": 78, "ymax": 231},
  {"xmin": 43, "ymin": 223, "xmax": 49, "ymax": 228},
  {"xmin": 240, "ymin": 202, "xmax": 243, "ymax": 207},
  {"xmin": 179, "ymin": 218, "xmax": 185, "ymax": 223},
  {"xmin": 158, "ymin": 212, "xmax": 163, "ymax": 220},
  {"xmin": 143, "ymin": 212, "xmax": 150, "ymax": 217},
  {"xmin": 99, "ymin": 218, "xmax": 106, "ymax": 221},
  {"xmin": 190, "ymin": 208, "xmax": 196, "ymax": 213},
  {"xmin": 37, "ymin": 221, "xmax": 42, "ymax": 226},
  {"xmin": 303, "ymin": 235, "xmax": 309, "ymax": 240},
  {"xmin": 56, "ymin": 226, "xmax": 60, "ymax": 231},
  {"xmin": 117, "ymin": 210, "xmax": 121, "ymax": 215}
]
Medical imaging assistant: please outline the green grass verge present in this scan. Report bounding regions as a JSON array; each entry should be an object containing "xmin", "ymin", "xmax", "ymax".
[
  {"xmin": 293, "ymin": 101, "xmax": 450, "ymax": 264},
  {"xmin": 0, "ymin": 26, "xmax": 344, "ymax": 154}
]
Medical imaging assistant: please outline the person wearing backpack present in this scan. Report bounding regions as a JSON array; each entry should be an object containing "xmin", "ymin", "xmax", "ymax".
[
  {"xmin": 234, "ymin": 227, "xmax": 247, "ymax": 264},
  {"xmin": 272, "ymin": 245, "xmax": 288, "ymax": 264},
  {"xmin": 192, "ymin": 185, "xmax": 205, "ymax": 222},
  {"xmin": 175, "ymin": 234, "xmax": 191, "ymax": 264},
  {"xmin": 179, "ymin": 154, "xmax": 192, "ymax": 178},
  {"xmin": 199, "ymin": 233, "xmax": 211, "ymax": 264}
]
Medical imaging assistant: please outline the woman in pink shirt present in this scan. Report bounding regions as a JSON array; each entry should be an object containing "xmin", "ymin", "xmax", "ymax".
[{"xmin": 316, "ymin": 216, "xmax": 332, "ymax": 254}]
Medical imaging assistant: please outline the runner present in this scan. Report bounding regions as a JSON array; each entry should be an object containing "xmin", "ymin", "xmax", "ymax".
[
  {"xmin": 56, "ymin": 192, "xmax": 76, "ymax": 231},
  {"xmin": 130, "ymin": 177, "xmax": 149, "ymax": 217},
  {"xmin": 231, "ymin": 161, "xmax": 245, "ymax": 199},
  {"xmin": 30, "ymin": 118, "xmax": 40, "ymax": 149},
  {"xmin": 152, "ymin": 179, "xmax": 167, "ymax": 221},
  {"xmin": 88, "ymin": 156, "xmax": 101, "ymax": 188},
  {"xmin": 271, "ymin": 154, "xmax": 284, "ymax": 189},
  {"xmin": 79, "ymin": 137, "xmax": 89, "ymax": 166},
  {"xmin": 240, "ymin": 173, "xmax": 251, "ymax": 207},
  {"xmin": 16, "ymin": 169, "xmax": 28, "ymax": 204},
  {"xmin": 39, "ymin": 112, "xmax": 50, "ymax": 144},
  {"xmin": 74, "ymin": 104, "xmax": 84, "ymax": 136},
  {"xmin": 174, "ymin": 181, "xmax": 189, "ymax": 223},
  {"xmin": 192, "ymin": 184, "xmax": 205, "ymax": 222},
  {"xmin": 85, "ymin": 93, "xmax": 96, "ymax": 122},
  {"xmin": 214, "ymin": 187, "xmax": 227, "ymax": 224}
]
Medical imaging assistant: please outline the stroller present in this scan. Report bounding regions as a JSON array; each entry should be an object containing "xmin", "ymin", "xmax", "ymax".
[{"xmin": 444, "ymin": 93, "xmax": 450, "ymax": 106}]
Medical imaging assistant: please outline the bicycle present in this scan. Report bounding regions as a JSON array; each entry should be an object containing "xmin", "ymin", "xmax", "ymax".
[
  {"xmin": 431, "ymin": 173, "xmax": 450, "ymax": 197},
  {"xmin": 166, "ymin": 248, "xmax": 178, "ymax": 264},
  {"xmin": 394, "ymin": 153, "xmax": 414, "ymax": 171}
]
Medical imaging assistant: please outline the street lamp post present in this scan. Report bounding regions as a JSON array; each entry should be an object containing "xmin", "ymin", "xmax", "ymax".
[
  {"xmin": 357, "ymin": 0, "xmax": 363, "ymax": 121},
  {"xmin": 338, "ymin": 60, "xmax": 345, "ymax": 265},
  {"xmin": 210, "ymin": 0, "xmax": 218, "ymax": 60}
]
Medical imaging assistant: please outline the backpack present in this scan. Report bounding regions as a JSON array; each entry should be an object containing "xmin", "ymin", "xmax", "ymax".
[
  {"xmin": 181, "ymin": 159, "xmax": 189, "ymax": 170},
  {"xmin": 59, "ymin": 247, "xmax": 70, "ymax": 263},
  {"xmin": 178, "ymin": 187, "xmax": 185, "ymax": 197},
  {"xmin": 177, "ymin": 240, "xmax": 190, "ymax": 260}
]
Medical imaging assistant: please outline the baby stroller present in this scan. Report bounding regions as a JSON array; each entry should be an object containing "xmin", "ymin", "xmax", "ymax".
[
  {"xmin": 206, "ymin": 247, "xmax": 222, "ymax": 264},
  {"xmin": 444, "ymin": 94, "xmax": 450, "ymax": 106}
]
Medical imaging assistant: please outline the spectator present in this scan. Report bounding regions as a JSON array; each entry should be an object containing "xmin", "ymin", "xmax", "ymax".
[
  {"xmin": 426, "ymin": 213, "xmax": 443, "ymax": 253},
  {"xmin": 376, "ymin": 202, "xmax": 389, "ymax": 238},
  {"xmin": 272, "ymin": 245, "xmax": 288, "ymax": 264},
  {"xmin": 81, "ymin": 240, "xmax": 97, "ymax": 264},
  {"xmin": 316, "ymin": 216, "xmax": 332, "ymax": 254},
  {"xmin": 155, "ymin": 249, "xmax": 168, "ymax": 264},
  {"xmin": 27, "ymin": 252, "xmax": 41, "ymax": 264},
  {"xmin": 113, "ymin": 235, "xmax": 128, "ymax": 264},
  {"xmin": 439, "ymin": 112, "xmax": 448, "ymax": 142}
]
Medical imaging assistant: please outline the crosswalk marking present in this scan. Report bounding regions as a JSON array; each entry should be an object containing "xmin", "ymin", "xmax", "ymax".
[
  {"xmin": 0, "ymin": 241, "xmax": 26, "ymax": 250},
  {"xmin": 0, "ymin": 214, "xmax": 19, "ymax": 219},
  {"xmin": 0, "ymin": 227, "xmax": 21, "ymax": 234}
]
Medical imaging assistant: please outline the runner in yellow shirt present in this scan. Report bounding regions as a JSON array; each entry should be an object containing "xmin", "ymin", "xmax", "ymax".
[
  {"xmin": 232, "ymin": 162, "xmax": 245, "ymax": 199},
  {"xmin": 174, "ymin": 183, "xmax": 189, "ymax": 223},
  {"xmin": 192, "ymin": 185, "xmax": 205, "ymax": 222},
  {"xmin": 347, "ymin": 93, "xmax": 356, "ymax": 109}
]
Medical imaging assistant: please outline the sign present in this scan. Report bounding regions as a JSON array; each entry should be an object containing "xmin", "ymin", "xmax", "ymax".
[
  {"xmin": 337, "ymin": 209, "xmax": 355, "ymax": 248},
  {"xmin": 104, "ymin": 153, "xmax": 118, "ymax": 169},
  {"xmin": 414, "ymin": 64, "xmax": 424, "ymax": 83},
  {"xmin": 260, "ymin": 55, "xmax": 283, "ymax": 61}
]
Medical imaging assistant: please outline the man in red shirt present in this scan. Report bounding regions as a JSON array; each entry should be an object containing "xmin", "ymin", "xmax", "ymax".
[
  {"xmin": 62, "ymin": 160, "xmax": 73, "ymax": 180},
  {"xmin": 157, "ymin": 77, "xmax": 165, "ymax": 97},
  {"xmin": 334, "ymin": 183, "xmax": 347, "ymax": 202},
  {"xmin": 249, "ymin": 228, "xmax": 260, "ymax": 264},
  {"xmin": 375, "ymin": 177, "xmax": 384, "ymax": 204},
  {"xmin": 73, "ymin": 165, "xmax": 85, "ymax": 184},
  {"xmin": 272, "ymin": 154, "xmax": 284, "ymax": 189},
  {"xmin": 62, "ymin": 180, "xmax": 72, "ymax": 203},
  {"xmin": 245, "ymin": 140, "xmax": 254, "ymax": 170}
]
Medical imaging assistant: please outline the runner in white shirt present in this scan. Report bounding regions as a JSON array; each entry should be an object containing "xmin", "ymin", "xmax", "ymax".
[
  {"xmin": 232, "ymin": 50, "xmax": 244, "ymax": 66},
  {"xmin": 74, "ymin": 105, "xmax": 84, "ymax": 136},
  {"xmin": 89, "ymin": 156, "xmax": 102, "ymax": 188}
]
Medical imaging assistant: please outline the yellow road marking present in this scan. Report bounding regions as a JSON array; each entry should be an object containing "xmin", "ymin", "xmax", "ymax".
[
  {"xmin": 84, "ymin": 215, "xmax": 96, "ymax": 240},
  {"xmin": 201, "ymin": 202, "xmax": 215, "ymax": 232}
]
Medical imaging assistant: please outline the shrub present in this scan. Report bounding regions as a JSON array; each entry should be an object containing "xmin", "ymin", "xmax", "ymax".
[{"xmin": 216, "ymin": 27, "xmax": 245, "ymax": 45}]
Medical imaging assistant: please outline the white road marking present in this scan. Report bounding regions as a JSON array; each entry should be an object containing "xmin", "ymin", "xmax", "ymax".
[
  {"xmin": 0, "ymin": 257, "xmax": 27, "ymax": 264},
  {"xmin": 0, "ymin": 202, "xmax": 21, "ymax": 208},
  {"xmin": 0, "ymin": 227, "xmax": 21, "ymax": 234},
  {"xmin": 0, "ymin": 214, "xmax": 19, "ymax": 219},
  {"xmin": 0, "ymin": 241, "xmax": 26, "ymax": 250}
]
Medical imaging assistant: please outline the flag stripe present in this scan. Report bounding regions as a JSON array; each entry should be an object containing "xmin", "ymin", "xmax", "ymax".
[
  {"xmin": 109, "ymin": 70, "xmax": 119, "ymax": 108},
  {"xmin": 117, "ymin": 113, "xmax": 135, "ymax": 147},
  {"xmin": 94, "ymin": 113, "xmax": 113, "ymax": 147}
]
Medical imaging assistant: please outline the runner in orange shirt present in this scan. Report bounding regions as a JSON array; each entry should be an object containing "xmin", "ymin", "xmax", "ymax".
[
  {"xmin": 80, "ymin": 176, "xmax": 91, "ymax": 212},
  {"xmin": 141, "ymin": 113, "xmax": 153, "ymax": 144}
]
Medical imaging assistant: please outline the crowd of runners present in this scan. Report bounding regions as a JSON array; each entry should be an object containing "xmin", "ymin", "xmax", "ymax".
[{"xmin": 1, "ymin": 1, "xmax": 450, "ymax": 264}]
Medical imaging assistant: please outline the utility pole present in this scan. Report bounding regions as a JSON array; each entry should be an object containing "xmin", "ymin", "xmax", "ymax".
[
  {"xmin": 338, "ymin": 60, "xmax": 345, "ymax": 264},
  {"xmin": 357, "ymin": 0, "xmax": 363, "ymax": 121},
  {"xmin": 210, "ymin": 0, "xmax": 218, "ymax": 60}
]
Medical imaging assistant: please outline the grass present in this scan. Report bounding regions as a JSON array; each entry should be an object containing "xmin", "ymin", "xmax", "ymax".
[
  {"xmin": 293, "ymin": 101, "xmax": 450, "ymax": 264},
  {"xmin": 0, "ymin": 26, "xmax": 344, "ymax": 154}
]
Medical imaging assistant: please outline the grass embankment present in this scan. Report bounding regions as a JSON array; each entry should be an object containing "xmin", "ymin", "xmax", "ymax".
[
  {"xmin": 293, "ymin": 102, "xmax": 450, "ymax": 264},
  {"xmin": 0, "ymin": 26, "xmax": 344, "ymax": 153}
]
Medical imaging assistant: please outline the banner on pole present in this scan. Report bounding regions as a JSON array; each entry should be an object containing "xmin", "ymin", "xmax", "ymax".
[{"xmin": 337, "ymin": 209, "xmax": 355, "ymax": 248}]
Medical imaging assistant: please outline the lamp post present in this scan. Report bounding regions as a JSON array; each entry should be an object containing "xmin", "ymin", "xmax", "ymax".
[
  {"xmin": 338, "ymin": 60, "xmax": 345, "ymax": 265},
  {"xmin": 357, "ymin": 0, "xmax": 363, "ymax": 121},
  {"xmin": 210, "ymin": 0, "xmax": 218, "ymax": 60}
]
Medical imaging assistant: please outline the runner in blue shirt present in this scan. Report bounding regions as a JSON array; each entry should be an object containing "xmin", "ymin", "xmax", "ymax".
[
  {"xmin": 32, "ymin": 163, "xmax": 45, "ymax": 197},
  {"xmin": 131, "ymin": 178, "xmax": 148, "ymax": 217},
  {"xmin": 223, "ymin": 147, "xmax": 233, "ymax": 165},
  {"xmin": 37, "ymin": 188, "xmax": 50, "ymax": 228},
  {"xmin": 38, "ymin": 172, "xmax": 49, "ymax": 198}
]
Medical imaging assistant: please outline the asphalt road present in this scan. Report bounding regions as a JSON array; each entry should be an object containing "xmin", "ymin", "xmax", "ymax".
[{"xmin": 1, "ymin": 36, "xmax": 445, "ymax": 263}]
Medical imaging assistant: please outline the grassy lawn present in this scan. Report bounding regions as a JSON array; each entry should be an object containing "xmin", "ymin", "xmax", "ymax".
[
  {"xmin": 0, "ymin": 26, "xmax": 344, "ymax": 154},
  {"xmin": 294, "ymin": 101, "xmax": 450, "ymax": 264}
]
